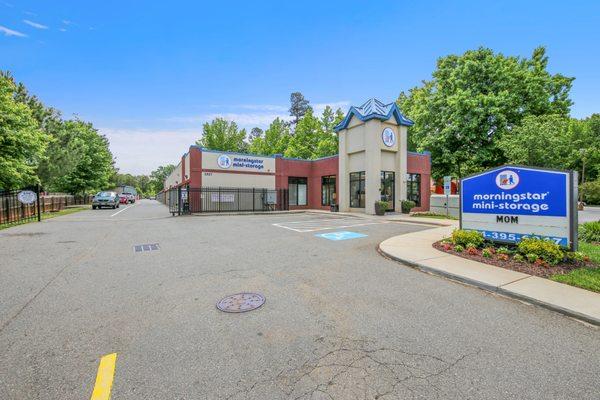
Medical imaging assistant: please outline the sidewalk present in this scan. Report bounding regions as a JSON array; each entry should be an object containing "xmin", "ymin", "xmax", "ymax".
[
  {"xmin": 379, "ymin": 226, "xmax": 600, "ymax": 326},
  {"xmin": 307, "ymin": 209, "xmax": 458, "ymax": 227}
]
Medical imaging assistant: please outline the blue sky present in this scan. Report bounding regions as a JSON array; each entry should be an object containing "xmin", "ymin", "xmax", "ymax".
[{"xmin": 2, "ymin": 1, "xmax": 599, "ymax": 174}]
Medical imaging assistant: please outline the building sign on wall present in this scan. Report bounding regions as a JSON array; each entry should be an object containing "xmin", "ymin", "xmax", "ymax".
[
  {"xmin": 381, "ymin": 127, "xmax": 396, "ymax": 147},
  {"xmin": 214, "ymin": 153, "xmax": 267, "ymax": 171},
  {"xmin": 460, "ymin": 165, "xmax": 577, "ymax": 250}
]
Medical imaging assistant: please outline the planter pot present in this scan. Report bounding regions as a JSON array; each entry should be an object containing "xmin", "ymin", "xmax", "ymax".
[{"xmin": 374, "ymin": 202, "xmax": 387, "ymax": 216}]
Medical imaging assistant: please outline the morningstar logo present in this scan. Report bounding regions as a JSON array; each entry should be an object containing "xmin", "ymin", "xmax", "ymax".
[
  {"xmin": 217, "ymin": 155, "xmax": 232, "ymax": 169},
  {"xmin": 495, "ymin": 170, "xmax": 519, "ymax": 190}
]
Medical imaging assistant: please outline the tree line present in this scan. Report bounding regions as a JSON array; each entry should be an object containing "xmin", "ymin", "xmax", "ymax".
[
  {"xmin": 196, "ymin": 92, "xmax": 345, "ymax": 160},
  {"xmin": 0, "ymin": 72, "xmax": 171, "ymax": 196},
  {"xmin": 3, "ymin": 46, "xmax": 598, "ymax": 202},
  {"xmin": 397, "ymin": 46, "xmax": 599, "ymax": 199}
]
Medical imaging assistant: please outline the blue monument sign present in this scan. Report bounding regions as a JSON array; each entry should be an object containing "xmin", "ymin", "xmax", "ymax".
[{"xmin": 460, "ymin": 165, "xmax": 577, "ymax": 250}]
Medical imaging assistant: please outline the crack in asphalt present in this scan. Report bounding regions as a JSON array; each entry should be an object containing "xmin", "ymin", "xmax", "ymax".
[{"xmin": 224, "ymin": 336, "xmax": 481, "ymax": 400}]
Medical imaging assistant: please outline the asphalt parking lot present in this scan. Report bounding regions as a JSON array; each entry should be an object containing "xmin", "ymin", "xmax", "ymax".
[{"xmin": 0, "ymin": 200, "xmax": 599, "ymax": 399}]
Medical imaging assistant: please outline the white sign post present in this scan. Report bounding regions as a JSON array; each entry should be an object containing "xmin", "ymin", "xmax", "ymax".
[{"xmin": 443, "ymin": 176, "xmax": 451, "ymax": 216}]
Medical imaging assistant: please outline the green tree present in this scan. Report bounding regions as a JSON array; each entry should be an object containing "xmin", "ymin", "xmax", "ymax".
[
  {"xmin": 499, "ymin": 114, "xmax": 571, "ymax": 169},
  {"xmin": 567, "ymin": 114, "xmax": 600, "ymax": 184},
  {"xmin": 196, "ymin": 118, "xmax": 248, "ymax": 152},
  {"xmin": 248, "ymin": 118, "xmax": 291, "ymax": 156},
  {"xmin": 289, "ymin": 92, "xmax": 310, "ymax": 126},
  {"xmin": 0, "ymin": 74, "xmax": 49, "ymax": 189},
  {"xmin": 398, "ymin": 46, "xmax": 574, "ymax": 178},
  {"xmin": 314, "ymin": 106, "xmax": 343, "ymax": 158},
  {"xmin": 150, "ymin": 164, "xmax": 176, "ymax": 193},
  {"xmin": 48, "ymin": 120, "xmax": 114, "ymax": 194},
  {"xmin": 285, "ymin": 108, "xmax": 322, "ymax": 159}
]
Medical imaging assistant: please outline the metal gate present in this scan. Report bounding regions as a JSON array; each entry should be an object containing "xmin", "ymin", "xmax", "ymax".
[
  {"xmin": 166, "ymin": 186, "xmax": 289, "ymax": 215},
  {"xmin": 0, "ymin": 186, "xmax": 41, "ymax": 227}
]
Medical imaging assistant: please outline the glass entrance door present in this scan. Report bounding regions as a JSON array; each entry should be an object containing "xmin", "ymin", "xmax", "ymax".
[{"xmin": 380, "ymin": 171, "xmax": 395, "ymax": 211}]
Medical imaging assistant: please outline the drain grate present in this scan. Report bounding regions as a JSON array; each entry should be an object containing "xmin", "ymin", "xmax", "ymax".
[
  {"xmin": 217, "ymin": 293, "xmax": 265, "ymax": 313},
  {"xmin": 133, "ymin": 243, "xmax": 160, "ymax": 253}
]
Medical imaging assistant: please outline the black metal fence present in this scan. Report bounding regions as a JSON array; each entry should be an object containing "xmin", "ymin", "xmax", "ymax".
[
  {"xmin": 0, "ymin": 186, "xmax": 41, "ymax": 227},
  {"xmin": 164, "ymin": 186, "xmax": 289, "ymax": 215}
]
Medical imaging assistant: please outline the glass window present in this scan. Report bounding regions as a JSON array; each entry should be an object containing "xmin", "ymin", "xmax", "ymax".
[
  {"xmin": 349, "ymin": 172, "xmax": 365, "ymax": 208},
  {"xmin": 380, "ymin": 171, "xmax": 395, "ymax": 211},
  {"xmin": 321, "ymin": 176, "xmax": 336, "ymax": 206},
  {"xmin": 407, "ymin": 173, "xmax": 421, "ymax": 206},
  {"xmin": 289, "ymin": 177, "xmax": 307, "ymax": 206}
]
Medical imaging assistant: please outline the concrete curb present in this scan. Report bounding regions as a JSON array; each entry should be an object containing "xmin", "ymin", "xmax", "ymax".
[{"xmin": 377, "ymin": 245, "xmax": 600, "ymax": 327}]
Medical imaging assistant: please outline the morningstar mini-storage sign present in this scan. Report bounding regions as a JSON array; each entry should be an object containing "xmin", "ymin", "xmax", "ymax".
[{"xmin": 460, "ymin": 165, "xmax": 578, "ymax": 250}]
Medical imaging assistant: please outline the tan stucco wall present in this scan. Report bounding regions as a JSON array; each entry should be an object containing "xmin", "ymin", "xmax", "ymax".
[
  {"xmin": 164, "ymin": 161, "xmax": 182, "ymax": 189},
  {"xmin": 338, "ymin": 114, "xmax": 408, "ymax": 214},
  {"xmin": 202, "ymin": 172, "xmax": 275, "ymax": 189}
]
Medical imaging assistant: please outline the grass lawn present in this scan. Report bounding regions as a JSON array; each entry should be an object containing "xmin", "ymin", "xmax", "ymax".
[
  {"xmin": 551, "ymin": 241, "xmax": 600, "ymax": 293},
  {"xmin": 411, "ymin": 212, "xmax": 458, "ymax": 220},
  {"xmin": 0, "ymin": 206, "xmax": 90, "ymax": 230}
]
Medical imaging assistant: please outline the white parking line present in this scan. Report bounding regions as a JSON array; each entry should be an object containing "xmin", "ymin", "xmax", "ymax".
[
  {"xmin": 110, "ymin": 204, "xmax": 136, "ymax": 217},
  {"xmin": 272, "ymin": 219, "xmax": 389, "ymax": 233}
]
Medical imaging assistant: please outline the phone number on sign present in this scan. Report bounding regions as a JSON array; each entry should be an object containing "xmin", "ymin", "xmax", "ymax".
[{"xmin": 478, "ymin": 230, "xmax": 568, "ymax": 246}]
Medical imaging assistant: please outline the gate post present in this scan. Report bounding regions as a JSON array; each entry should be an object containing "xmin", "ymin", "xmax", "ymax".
[
  {"xmin": 177, "ymin": 186, "xmax": 182, "ymax": 216},
  {"xmin": 36, "ymin": 185, "xmax": 41, "ymax": 221}
]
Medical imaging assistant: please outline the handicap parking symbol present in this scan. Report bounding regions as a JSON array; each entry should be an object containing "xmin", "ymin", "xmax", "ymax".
[{"xmin": 315, "ymin": 231, "xmax": 368, "ymax": 241}]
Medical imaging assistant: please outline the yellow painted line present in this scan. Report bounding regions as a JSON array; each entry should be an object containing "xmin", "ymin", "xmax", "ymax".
[{"xmin": 90, "ymin": 353, "xmax": 117, "ymax": 400}]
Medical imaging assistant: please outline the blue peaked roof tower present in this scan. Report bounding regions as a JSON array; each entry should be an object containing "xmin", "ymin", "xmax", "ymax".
[{"xmin": 333, "ymin": 98, "xmax": 414, "ymax": 132}]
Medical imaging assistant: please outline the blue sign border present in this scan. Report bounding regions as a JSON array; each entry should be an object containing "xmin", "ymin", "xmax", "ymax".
[{"xmin": 459, "ymin": 165, "xmax": 578, "ymax": 251}]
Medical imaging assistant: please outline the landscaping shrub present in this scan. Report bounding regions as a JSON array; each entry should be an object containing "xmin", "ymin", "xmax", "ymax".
[
  {"xmin": 513, "ymin": 254, "xmax": 524, "ymax": 262},
  {"xmin": 482, "ymin": 248, "xmax": 492, "ymax": 258},
  {"xmin": 483, "ymin": 246, "xmax": 496, "ymax": 254},
  {"xmin": 466, "ymin": 246, "xmax": 479, "ymax": 255},
  {"xmin": 496, "ymin": 247, "xmax": 510, "ymax": 255},
  {"xmin": 454, "ymin": 244, "xmax": 464, "ymax": 252},
  {"xmin": 534, "ymin": 258, "xmax": 550, "ymax": 268},
  {"xmin": 451, "ymin": 229, "xmax": 484, "ymax": 248},
  {"xmin": 580, "ymin": 179, "xmax": 600, "ymax": 205},
  {"xmin": 526, "ymin": 253, "xmax": 539, "ymax": 263},
  {"xmin": 374, "ymin": 201, "xmax": 389, "ymax": 216},
  {"xmin": 518, "ymin": 238, "xmax": 564, "ymax": 265},
  {"xmin": 401, "ymin": 200, "xmax": 416, "ymax": 214},
  {"xmin": 497, "ymin": 254, "xmax": 509, "ymax": 261},
  {"xmin": 579, "ymin": 221, "xmax": 600, "ymax": 243}
]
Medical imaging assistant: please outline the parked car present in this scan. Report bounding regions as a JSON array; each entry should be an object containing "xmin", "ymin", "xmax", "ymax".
[
  {"xmin": 122, "ymin": 192, "xmax": 136, "ymax": 203},
  {"xmin": 92, "ymin": 191, "xmax": 120, "ymax": 209},
  {"xmin": 119, "ymin": 194, "xmax": 128, "ymax": 204}
]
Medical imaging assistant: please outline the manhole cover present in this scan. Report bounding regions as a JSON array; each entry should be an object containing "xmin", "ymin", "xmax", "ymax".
[{"xmin": 216, "ymin": 293, "xmax": 265, "ymax": 313}]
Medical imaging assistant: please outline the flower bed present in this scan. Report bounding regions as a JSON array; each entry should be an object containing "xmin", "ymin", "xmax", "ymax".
[{"xmin": 434, "ymin": 229, "xmax": 598, "ymax": 280}]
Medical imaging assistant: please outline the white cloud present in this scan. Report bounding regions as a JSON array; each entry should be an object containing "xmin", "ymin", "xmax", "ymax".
[
  {"xmin": 312, "ymin": 101, "xmax": 351, "ymax": 114},
  {"xmin": 62, "ymin": 20, "xmax": 72, "ymax": 25},
  {"xmin": 100, "ymin": 127, "xmax": 201, "ymax": 175},
  {"xmin": 23, "ymin": 19, "xmax": 48, "ymax": 29},
  {"xmin": 0, "ymin": 25, "xmax": 27, "ymax": 37},
  {"xmin": 59, "ymin": 28, "xmax": 67, "ymax": 32}
]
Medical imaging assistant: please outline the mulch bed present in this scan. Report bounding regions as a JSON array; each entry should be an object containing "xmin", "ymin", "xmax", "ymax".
[{"xmin": 432, "ymin": 241, "xmax": 594, "ymax": 278}]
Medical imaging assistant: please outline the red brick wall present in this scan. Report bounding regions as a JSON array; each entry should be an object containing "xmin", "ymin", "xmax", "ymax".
[{"xmin": 276, "ymin": 156, "xmax": 339, "ymax": 210}]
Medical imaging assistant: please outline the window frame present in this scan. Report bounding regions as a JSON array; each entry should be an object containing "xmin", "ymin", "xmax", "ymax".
[
  {"xmin": 406, "ymin": 173, "xmax": 421, "ymax": 206},
  {"xmin": 288, "ymin": 176, "xmax": 308, "ymax": 206},
  {"xmin": 349, "ymin": 171, "xmax": 365, "ymax": 208},
  {"xmin": 321, "ymin": 175, "xmax": 336, "ymax": 206}
]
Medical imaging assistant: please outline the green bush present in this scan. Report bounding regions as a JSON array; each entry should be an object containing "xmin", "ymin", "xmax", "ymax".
[
  {"xmin": 454, "ymin": 244, "xmax": 464, "ymax": 252},
  {"xmin": 526, "ymin": 253, "xmax": 539, "ymax": 263},
  {"xmin": 374, "ymin": 201, "xmax": 389, "ymax": 215},
  {"xmin": 482, "ymin": 248, "xmax": 492, "ymax": 258},
  {"xmin": 401, "ymin": 200, "xmax": 416, "ymax": 214},
  {"xmin": 579, "ymin": 221, "xmax": 600, "ymax": 243},
  {"xmin": 518, "ymin": 238, "xmax": 564, "ymax": 265},
  {"xmin": 513, "ymin": 254, "xmax": 524, "ymax": 262},
  {"xmin": 580, "ymin": 180, "xmax": 600, "ymax": 205},
  {"xmin": 451, "ymin": 229, "xmax": 484, "ymax": 248},
  {"xmin": 497, "ymin": 247, "xmax": 510, "ymax": 255}
]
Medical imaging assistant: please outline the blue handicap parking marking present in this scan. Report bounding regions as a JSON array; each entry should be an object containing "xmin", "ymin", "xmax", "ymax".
[{"xmin": 315, "ymin": 231, "xmax": 368, "ymax": 241}]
